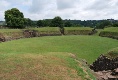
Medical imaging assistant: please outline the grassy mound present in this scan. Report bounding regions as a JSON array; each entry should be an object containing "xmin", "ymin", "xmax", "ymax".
[
  {"xmin": 0, "ymin": 27, "xmax": 61, "ymax": 42},
  {"xmin": 64, "ymin": 27, "xmax": 93, "ymax": 35},
  {"xmin": 31, "ymin": 27, "xmax": 60, "ymax": 32},
  {"xmin": 0, "ymin": 29, "xmax": 24, "ymax": 41},
  {"xmin": 30, "ymin": 27, "xmax": 94, "ymax": 35},
  {"xmin": 105, "ymin": 47, "xmax": 118, "ymax": 58},
  {"xmin": 0, "ymin": 29, "xmax": 22, "ymax": 33},
  {"xmin": 30, "ymin": 27, "xmax": 61, "ymax": 36},
  {"xmin": 99, "ymin": 27, "xmax": 118, "ymax": 39},
  {"xmin": 104, "ymin": 27, "xmax": 118, "ymax": 32},
  {"xmin": 0, "ymin": 29, "xmax": 23, "ymax": 39},
  {"xmin": 0, "ymin": 27, "xmax": 95, "ymax": 42},
  {"xmin": 0, "ymin": 52, "xmax": 94, "ymax": 80}
]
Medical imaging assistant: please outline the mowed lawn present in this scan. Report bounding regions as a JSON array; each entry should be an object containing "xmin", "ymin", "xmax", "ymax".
[
  {"xmin": 0, "ymin": 35, "xmax": 118, "ymax": 80},
  {"xmin": 0, "ymin": 35, "xmax": 118, "ymax": 63}
]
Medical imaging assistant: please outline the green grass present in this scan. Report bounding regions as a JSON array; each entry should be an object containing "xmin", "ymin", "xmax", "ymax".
[
  {"xmin": 0, "ymin": 52, "xmax": 93, "ymax": 80},
  {"xmin": 0, "ymin": 35, "xmax": 117, "ymax": 64},
  {"xmin": 64, "ymin": 27, "xmax": 92, "ymax": 30},
  {"xmin": 94, "ymin": 27, "xmax": 118, "ymax": 36},
  {"xmin": 0, "ymin": 52, "xmax": 87, "ymax": 80},
  {"xmin": 104, "ymin": 27, "xmax": 118, "ymax": 32},
  {"xmin": 93, "ymin": 29, "xmax": 103, "ymax": 36},
  {"xmin": 64, "ymin": 27, "xmax": 92, "ymax": 35},
  {"xmin": 99, "ymin": 27, "xmax": 118, "ymax": 39},
  {"xmin": 0, "ymin": 29, "xmax": 23, "ymax": 33},
  {"xmin": 0, "ymin": 29, "xmax": 24, "ymax": 37},
  {"xmin": 0, "ymin": 27, "xmax": 60, "ymax": 33},
  {"xmin": 105, "ymin": 47, "xmax": 118, "ymax": 58},
  {"xmin": 30, "ymin": 27, "xmax": 92, "ymax": 31},
  {"xmin": 0, "ymin": 35, "xmax": 118, "ymax": 80},
  {"xmin": 29, "ymin": 27, "xmax": 60, "ymax": 32}
]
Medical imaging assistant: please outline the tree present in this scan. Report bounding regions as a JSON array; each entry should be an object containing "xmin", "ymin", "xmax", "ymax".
[
  {"xmin": 5, "ymin": 8, "xmax": 25, "ymax": 28},
  {"xmin": 43, "ymin": 19, "xmax": 52, "ymax": 27},
  {"xmin": 51, "ymin": 16, "xmax": 63, "ymax": 28},
  {"xmin": 37, "ymin": 20, "xmax": 44, "ymax": 27},
  {"xmin": 96, "ymin": 20, "xmax": 112, "ymax": 29},
  {"xmin": 24, "ymin": 18, "xmax": 33, "ymax": 27},
  {"xmin": 113, "ymin": 22, "xmax": 118, "ymax": 27},
  {"xmin": 64, "ymin": 21, "xmax": 72, "ymax": 27}
]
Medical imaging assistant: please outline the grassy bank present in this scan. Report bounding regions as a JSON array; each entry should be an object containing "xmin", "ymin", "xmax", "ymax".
[
  {"xmin": 1, "ymin": 52, "xmax": 93, "ymax": 80},
  {"xmin": 103, "ymin": 27, "xmax": 118, "ymax": 32},
  {"xmin": 64, "ymin": 27, "xmax": 92, "ymax": 35},
  {"xmin": 99, "ymin": 27, "xmax": 118, "ymax": 39},
  {"xmin": 30, "ymin": 27, "xmax": 60, "ymax": 32},
  {"xmin": 64, "ymin": 27, "xmax": 92, "ymax": 30},
  {"xmin": 105, "ymin": 47, "xmax": 118, "ymax": 58},
  {"xmin": 0, "ymin": 29, "xmax": 23, "ymax": 33}
]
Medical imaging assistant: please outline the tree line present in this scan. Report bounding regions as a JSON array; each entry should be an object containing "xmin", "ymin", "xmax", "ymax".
[{"xmin": 4, "ymin": 8, "xmax": 118, "ymax": 29}]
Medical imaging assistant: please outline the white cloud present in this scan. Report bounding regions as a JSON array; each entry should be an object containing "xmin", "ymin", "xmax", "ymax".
[
  {"xmin": 0, "ymin": 0, "xmax": 10, "ymax": 20},
  {"xmin": 0, "ymin": 0, "xmax": 118, "ymax": 20},
  {"xmin": 29, "ymin": 0, "xmax": 55, "ymax": 13},
  {"xmin": 56, "ymin": 0, "xmax": 79, "ymax": 10},
  {"xmin": 85, "ymin": 0, "xmax": 117, "ymax": 10},
  {"xmin": 22, "ymin": 1, "xmax": 32, "ymax": 6},
  {"xmin": 0, "ymin": 0, "xmax": 10, "ymax": 11}
]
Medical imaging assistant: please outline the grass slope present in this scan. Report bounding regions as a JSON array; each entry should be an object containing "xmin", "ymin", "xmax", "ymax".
[
  {"xmin": 64, "ymin": 27, "xmax": 92, "ymax": 30},
  {"xmin": 0, "ymin": 52, "xmax": 96, "ymax": 80},
  {"xmin": 1, "ymin": 52, "xmax": 90, "ymax": 80},
  {"xmin": 105, "ymin": 47, "xmax": 118, "ymax": 58},
  {"xmin": 0, "ymin": 35, "xmax": 117, "ymax": 63},
  {"xmin": 0, "ymin": 29, "xmax": 23, "ymax": 33},
  {"xmin": 30, "ymin": 27, "xmax": 60, "ymax": 32},
  {"xmin": 103, "ymin": 27, "xmax": 118, "ymax": 32},
  {"xmin": 99, "ymin": 27, "xmax": 118, "ymax": 39},
  {"xmin": 0, "ymin": 35, "xmax": 118, "ymax": 80}
]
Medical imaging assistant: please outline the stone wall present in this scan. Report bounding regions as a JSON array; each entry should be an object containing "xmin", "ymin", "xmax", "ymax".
[
  {"xmin": 90, "ymin": 55, "xmax": 118, "ymax": 79},
  {"xmin": 23, "ymin": 30, "xmax": 40, "ymax": 38}
]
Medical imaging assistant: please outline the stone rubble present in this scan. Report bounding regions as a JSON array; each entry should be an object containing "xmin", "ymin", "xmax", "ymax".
[{"xmin": 90, "ymin": 55, "xmax": 118, "ymax": 79}]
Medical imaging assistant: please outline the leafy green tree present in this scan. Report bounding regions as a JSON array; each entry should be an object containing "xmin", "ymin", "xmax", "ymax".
[
  {"xmin": 64, "ymin": 21, "xmax": 72, "ymax": 27},
  {"xmin": 5, "ymin": 8, "xmax": 25, "ymax": 28},
  {"xmin": 37, "ymin": 20, "xmax": 44, "ymax": 27},
  {"xmin": 96, "ymin": 20, "xmax": 112, "ymax": 29},
  {"xmin": 24, "ymin": 18, "xmax": 33, "ymax": 27},
  {"xmin": 43, "ymin": 19, "xmax": 52, "ymax": 27},
  {"xmin": 113, "ymin": 22, "xmax": 118, "ymax": 27},
  {"xmin": 51, "ymin": 16, "xmax": 63, "ymax": 28}
]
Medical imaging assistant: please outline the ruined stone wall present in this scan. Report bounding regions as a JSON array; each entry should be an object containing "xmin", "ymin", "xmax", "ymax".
[
  {"xmin": 0, "ymin": 30, "xmax": 40, "ymax": 42},
  {"xmin": 90, "ymin": 55, "xmax": 118, "ymax": 72},
  {"xmin": 90, "ymin": 55, "xmax": 118, "ymax": 79}
]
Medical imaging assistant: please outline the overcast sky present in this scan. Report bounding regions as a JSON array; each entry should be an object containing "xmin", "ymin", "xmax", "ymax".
[{"xmin": 0, "ymin": 0, "xmax": 118, "ymax": 20}]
